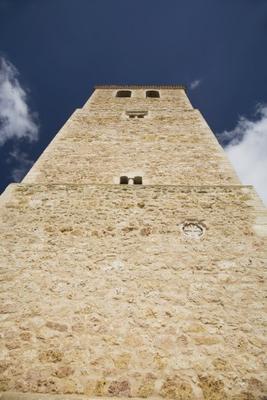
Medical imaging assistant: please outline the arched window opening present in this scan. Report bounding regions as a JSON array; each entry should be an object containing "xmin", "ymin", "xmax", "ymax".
[
  {"xmin": 146, "ymin": 90, "xmax": 160, "ymax": 98},
  {"xmin": 116, "ymin": 90, "xmax": 132, "ymax": 98},
  {"xmin": 134, "ymin": 176, "xmax": 143, "ymax": 185},
  {"xmin": 120, "ymin": 176, "xmax": 129, "ymax": 184}
]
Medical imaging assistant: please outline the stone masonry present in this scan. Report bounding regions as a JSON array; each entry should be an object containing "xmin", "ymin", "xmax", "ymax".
[{"xmin": 0, "ymin": 86, "xmax": 266, "ymax": 399}]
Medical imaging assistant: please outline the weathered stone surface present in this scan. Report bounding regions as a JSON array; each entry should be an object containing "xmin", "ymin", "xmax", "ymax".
[
  {"xmin": 0, "ymin": 183, "xmax": 266, "ymax": 398},
  {"xmin": 0, "ymin": 87, "xmax": 266, "ymax": 399},
  {"xmin": 23, "ymin": 89, "xmax": 239, "ymax": 186}
]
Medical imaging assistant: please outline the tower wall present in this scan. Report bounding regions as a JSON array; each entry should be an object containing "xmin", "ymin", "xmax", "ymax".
[
  {"xmin": 0, "ymin": 86, "xmax": 266, "ymax": 399},
  {"xmin": 23, "ymin": 88, "xmax": 239, "ymax": 185}
]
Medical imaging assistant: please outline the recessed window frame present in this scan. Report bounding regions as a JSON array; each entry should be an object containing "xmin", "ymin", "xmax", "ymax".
[
  {"xmin": 119, "ymin": 176, "xmax": 143, "ymax": 185},
  {"xmin": 133, "ymin": 176, "xmax": 143, "ymax": 185},
  {"xmin": 120, "ymin": 176, "xmax": 129, "ymax": 184},
  {"xmin": 116, "ymin": 90, "xmax": 132, "ymax": 98},
  {"xmin": 126, "ymin": 111, "xmax": 148, "ymax": 119},
  {"xmin": 146, "ymin": 90, "xmax": 160, "ymax": 98}
]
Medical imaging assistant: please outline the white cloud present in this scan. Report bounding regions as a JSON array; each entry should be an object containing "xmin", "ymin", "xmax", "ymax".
[
  {"xmin": 223, "ymin": 104, "xmax": 267, "ymax": 205},
  {"xmin": 0, "ymin": 56, "xmax": 38, "ymax": 145},
  {"xmin": 8, "ymin": 148, "xmax": 34, "ymax": 182},
  {"xmin": 190, "ymin": 79, "xmax": 201, "ymax": 90}
]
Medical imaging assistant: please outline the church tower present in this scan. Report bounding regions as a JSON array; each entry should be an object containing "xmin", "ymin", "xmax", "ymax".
[{"xmin": 0, "ymin": 86, "xmax": 266, "ymax": 399}]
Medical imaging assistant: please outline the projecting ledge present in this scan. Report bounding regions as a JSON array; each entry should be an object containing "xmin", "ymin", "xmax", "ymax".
[{"xmin": 94, "ymin": 84, "xmax": 186, "ymax": 90}]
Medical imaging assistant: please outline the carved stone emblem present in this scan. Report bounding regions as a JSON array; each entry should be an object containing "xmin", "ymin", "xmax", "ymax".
[{"xmin": 181, "ymin": 222, "xmax": 204, "ymax": 238}]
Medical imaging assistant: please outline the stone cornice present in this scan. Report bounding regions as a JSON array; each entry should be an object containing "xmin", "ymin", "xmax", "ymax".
[{"xmin": 94, "ymin": 84, "xmax": 186, "ymax": 90}]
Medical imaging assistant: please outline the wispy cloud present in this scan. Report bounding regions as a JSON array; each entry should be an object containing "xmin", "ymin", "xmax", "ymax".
[
  {"xmin": 0, "ymin": 56, "xmax": 39, "ymax": 181},
  {"xmin": 7, "ymin": 148, "xmax": 34, "ymax": 182},
  {"xmin": 223, "ymin": 104, "xmax": 267, "ymax": 205},
  {"xmin": 190, "ymin": 79, "xmax": 201, "ymax": 90},
  {"xmin": 0, "ymin": 56, "xmax": 38, "ymax": 145}
]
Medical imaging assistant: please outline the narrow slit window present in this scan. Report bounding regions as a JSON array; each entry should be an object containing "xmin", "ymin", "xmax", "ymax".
[
  {"xmin": 146, "ymin": 90, "xmax": 160, "ymax": 98},
  {"xmin": 120, "ymin": 176, "xmax": 129, "ymax": 184},
  {"xmin": 134, "ymin": 176, "xmax": 143, "ymax": 185},
  {"xmin": 126, "ymin": 111, "xmax": 148, "ymax": 119},
  {"xmin": 116, "ymin": 90, "xmax": 132, "ymax": 98}
]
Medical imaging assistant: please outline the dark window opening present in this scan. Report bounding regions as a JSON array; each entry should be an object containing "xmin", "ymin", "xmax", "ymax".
[
  {"xmin": 120, "ymin": 176, "xmax": 129, "ymax": 184},
  {"xmin": 126, "ymin": 111, "xmax": 148, "ymax": 119},
  {"xmin": 119, "ymin": 176, "xmax": 143, "ymax": 185},
  {"xmin": 146, "ymin": 90, "xmax": 160, "ymax": 98},
  {"xmin": 116, "ymin": 90, "xmax": 132, "ymax": 98},
  {"xmin": 134, "ymin": 176, "xmax": 143, "ymax": 185}
]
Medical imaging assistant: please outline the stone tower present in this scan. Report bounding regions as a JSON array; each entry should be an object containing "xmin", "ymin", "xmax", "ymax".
[{"xmin": 0, "ymin": 86, "xmax": 266, "ymax": 399}]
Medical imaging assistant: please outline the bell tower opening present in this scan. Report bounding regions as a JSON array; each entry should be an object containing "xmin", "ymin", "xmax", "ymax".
[
  {"xmin": 146, "ymin": 90, "xmax": 160, "ymax": 98},
  {"xmin": 116, "ymin": 90, "xmax": 131, "ymax": 98}
]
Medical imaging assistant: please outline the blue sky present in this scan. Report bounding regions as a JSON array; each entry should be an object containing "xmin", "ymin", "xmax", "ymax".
[{"xmin": 0, "ymin": 0, "xmax": 267, "ymax": 202}]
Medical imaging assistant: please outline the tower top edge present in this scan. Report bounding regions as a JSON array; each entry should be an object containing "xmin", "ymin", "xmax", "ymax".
[{"xmin": 94, "ymin": 84, "xmax": 187, "ymax": 90}]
